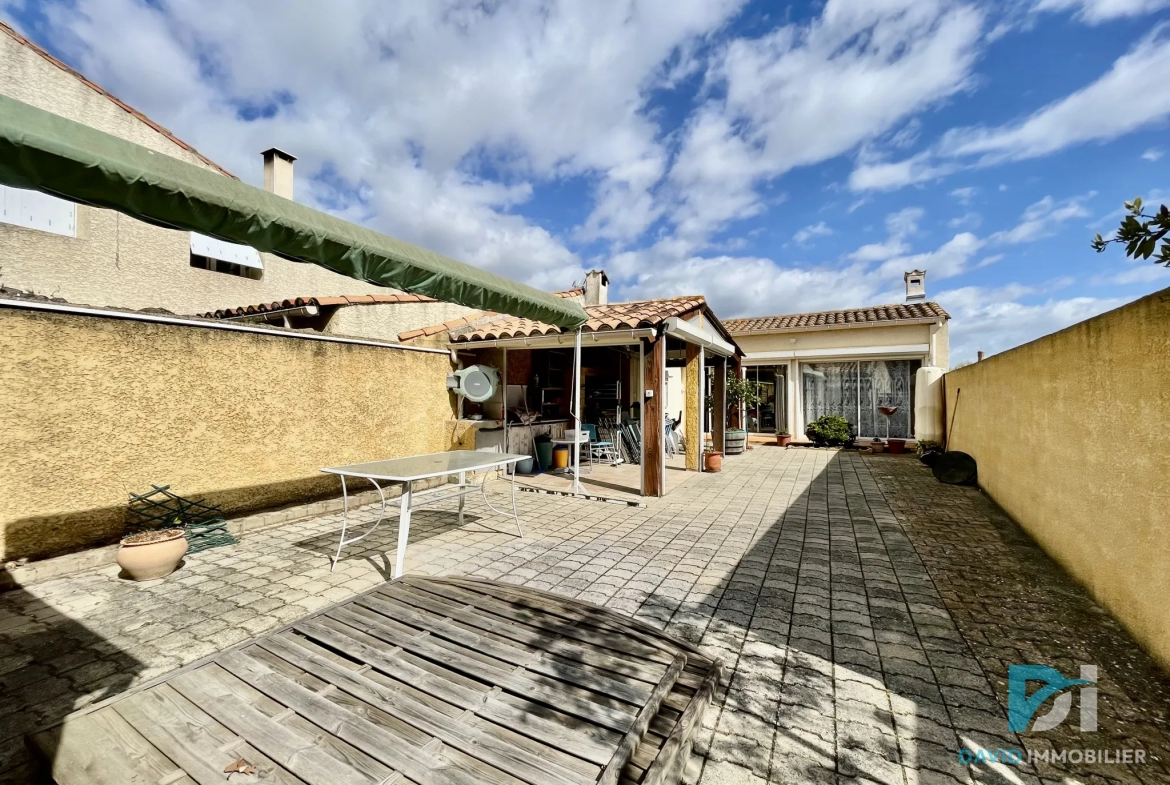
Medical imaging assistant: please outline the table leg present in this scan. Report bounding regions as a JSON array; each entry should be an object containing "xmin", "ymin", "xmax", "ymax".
[
  {"xmin": 458, "ymin": 470, "xmax": 466, "ymax": 526},
  {"xmin": 510, "ymin": 467, "xmax": 522, "ymax": 537},
  {"xmin": 330, "ymin": 475, "xmax": 350, "ymax": 572},
  {"xmin": 394, "ymin": 481, "xmax": 412, "ymax": 579}
]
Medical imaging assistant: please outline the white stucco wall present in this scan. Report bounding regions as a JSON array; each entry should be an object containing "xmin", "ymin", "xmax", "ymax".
[{"xmin": 0, "ymin": 32, "xmax": 412, "ymax": 315}]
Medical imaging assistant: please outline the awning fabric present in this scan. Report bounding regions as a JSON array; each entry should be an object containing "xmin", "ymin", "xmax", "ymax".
[
  {"xmin": 0, "ymin": 94, "xmax": 587, "ymax": 328},
  {"xmin": 189, "ymin": 232, "xmax": 263, "ymax": 270}
]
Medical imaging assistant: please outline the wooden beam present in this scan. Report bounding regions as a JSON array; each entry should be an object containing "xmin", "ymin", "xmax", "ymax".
[
  {"xmin": 684, "ymin": 343, "xmax": 701, "ymax": 471},
  {"xmin": 642, "ymin": 336, "xmax": 664, "ymax": 497},
  {"xmin": 712, "ymin": 357, "xmax": 726, "ymax": 453}
]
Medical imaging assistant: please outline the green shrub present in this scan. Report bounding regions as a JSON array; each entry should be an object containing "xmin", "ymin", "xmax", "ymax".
[
  {"xmin": 805, "ymin": 415, "xmax": 853, "ymax": 446},
  {"xmin": 916, "ymin": 439, "xmax": 942, "ymax": 456}
]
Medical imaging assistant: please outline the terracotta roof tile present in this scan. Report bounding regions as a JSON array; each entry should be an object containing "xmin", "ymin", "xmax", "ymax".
[
  {"xmin": 197, "ymin": 292, "xmax": 438, "ymax": 319},
  {"xmin": 723, "ymin": 301, "xmax": 949, "ymax": 333},
  {"xmin": 450, "ymin": 296, "xmax": 707, "ymax": 342},
  {"xmin": 0, "ymin": 21, "xmax": 235, "ymax": 179}
]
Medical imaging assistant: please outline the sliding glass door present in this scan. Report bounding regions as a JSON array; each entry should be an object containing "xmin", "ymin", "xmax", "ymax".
[
  {"xmin": 802, "ymin": 359, "xmax": 920, "ymax": 438},
  {"xmin": 745, "ymin": 365, "xmax": 787, "ymax": 434}
]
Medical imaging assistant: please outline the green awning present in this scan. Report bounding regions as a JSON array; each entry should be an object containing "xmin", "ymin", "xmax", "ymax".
[{"xmin": 0, "ymin": 94, "xmax": 587, "ymax": 328}]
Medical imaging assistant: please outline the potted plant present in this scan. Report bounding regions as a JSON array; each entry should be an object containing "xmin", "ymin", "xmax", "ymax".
[
  {"xmin": 117, "ymin": 520, "xmax": 188, "ymax": 581},
  {"xmin": 887, "ymin": 438, "xmax": 907, "ymax": 455},
  {"xmin": 724, "ymin": 373, "xmax": 765, "ymax": 456},
  {"xmin": 916, "ymin": 439, "xmax": 943, "ymax": 466},
  {"xmin": 870, "ymin": 437, "xmax": 886, "ymax": 454},
  {"xmin": 776, "ymin": 429, "xmax": 791, "ymax": 447},
  {"xmin": 804, "ymin": 414, "xmax": 854, "ymax": 448},
  {"xmin": 703, "ymin": 449, "xmax": 723, "ymax": 472}
]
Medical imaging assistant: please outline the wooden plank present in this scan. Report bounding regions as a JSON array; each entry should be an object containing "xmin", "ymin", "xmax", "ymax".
[
  {"xmin": 168, "ymin": 666, "xmax": 381, "ymax": 785},
  {"xmin": 294, "ymin": 619, "xmax": 488, "ymax": 708},
  {"xmin": 643, "ymin": 335, "xmax": 665, "ymax": 496},
  {"xmin": 389, "ymin": 582, "xmax": 665, "ymax": 683},
  {"xmin": 326, "ymin": 605, "xmax": 639, "ymax": 732},
  {"xmin": 359, "ymin": 592, "xmax": 654, "ymax": 705},
  {"xmin": 712, "ymin": 359, "xmax": 726, "ymax": 453},
  {"xmin": 30, "ymin": 707, "xmax": 194, "ymax": 785},
  {"xmin": 113, "ymin": 684, "xmax": 306, "ymax": 785},
  {"xmin": 242, "ymin": 639, "xmax": 594, "ymax": 785},
  {"xmin": 598, "ymin": 654, "xmax": 686, "ymax": 785},
  {"xmin": 436, "ymin": 577, "xmax": 688, "ymax": 658},
  {"xmin": 267, "ymin": 631, "xmax": 616, "ymax": 768},
  {"xmin": 405, "ymin": 579, "xmax": 671, "ymax": 664},
  {"xmin": 640, "ymin": 661, "xmax": 722, "ymax": 785},
  {"xmin": 265, "ymin": 633, "xmax": 614, "ymax": 773}
]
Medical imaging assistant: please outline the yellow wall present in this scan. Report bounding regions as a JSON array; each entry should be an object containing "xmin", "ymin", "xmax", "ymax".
[
  {"xmin": 944, "ymin": 287, "xmax": 1170, "ymax": 668},
  {"xmin": 0, "ymin": 307, "xmax": 456, "ymax": 562}
]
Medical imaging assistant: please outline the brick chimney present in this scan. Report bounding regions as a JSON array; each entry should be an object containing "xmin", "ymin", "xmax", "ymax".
[
  {"xmin": 904, "ymin": 269, "xmax": 926, "ymax": 302},
  {"xmin": 585, "ymin": 269, "xmax": 609, "ymax": 306},
  {"xmin": 262, "ymin": 148, "xmax": 296, "ymax": 200}
]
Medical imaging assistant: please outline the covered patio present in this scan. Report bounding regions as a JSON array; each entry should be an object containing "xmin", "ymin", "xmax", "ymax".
[
  {"xmin": 448, "ymin": 295, "xmax": 744, "ymax": 500},
  {"xmin": 5, "ymin": 448, "xmax": 1169, "ymax": 784}
]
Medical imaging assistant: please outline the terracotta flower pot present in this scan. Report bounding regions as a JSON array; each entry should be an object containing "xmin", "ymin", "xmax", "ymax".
[
  {"xmin": 117, "ymin": 528, "xmax": 188, "ymax": 581},
  {"xmin": 703, "ymin": 451, "xmax": 723, "ymax": 472},
  {"xmin": 776, "ymin": 434, "xmax": 792, "ymax": 447},
  {"xmin": 887, "ymin": 439, "xmax": 907, "ymax": 455}
]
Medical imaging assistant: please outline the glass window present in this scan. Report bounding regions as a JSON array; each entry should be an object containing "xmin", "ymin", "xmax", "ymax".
[
  {"xmin": 802, "ymin": 362, "xmax": 859, "ymax": 435},
  {"xmin": 801, "ymin": 359, "xmax": 923, "ymax": 438},
  {"xmin": 745, "ymin": 365, "xmax": 786, "ymax": 434}
]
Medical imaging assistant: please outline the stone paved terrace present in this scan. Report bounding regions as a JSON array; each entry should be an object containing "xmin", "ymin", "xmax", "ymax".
[{"xmin": 2, "ymin": 448, "xmax": 1169, "ymax": 784}]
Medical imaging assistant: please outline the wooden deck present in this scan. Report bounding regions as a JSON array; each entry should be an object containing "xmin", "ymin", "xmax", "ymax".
[{"xmin": 29, "ymin": 577, "xmax": 721, "ymax": 785}]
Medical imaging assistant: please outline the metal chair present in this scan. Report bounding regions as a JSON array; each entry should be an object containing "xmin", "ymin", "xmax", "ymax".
[{"xmin": 586, "ymin": 422, "xmax": 622, "ymax": 465}]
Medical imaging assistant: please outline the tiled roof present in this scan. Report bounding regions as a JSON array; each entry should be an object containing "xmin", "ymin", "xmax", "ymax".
[
  {"xmin": 723, "ymin": 301, "xmax": 949, "ymax": 333},
  {"xmin": 0, "ymin": 21, "xmax": 234, "ymax": 178},
  {"xmin": 198, "ymin": 293, "xmax": 437, "ymax": 320},
  {"xmin": 449, "ymin": 296, "xmax": 707, "ymax": 342}
]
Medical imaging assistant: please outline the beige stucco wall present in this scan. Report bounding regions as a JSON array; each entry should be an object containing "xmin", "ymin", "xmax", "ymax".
[
  {"xmin": 0, "ymin": 306, "xmax": 457, "ymax": 562},
  {"xmin": 326, "ymin": 301, "xmax": 480, "ymax": 342},
  {"xmin": 0, "ymin": 32, "xmax": 412, "ymax": 316},
  {"xmin": 944, "ymin": 287, "xmax": 1170, "ymax": 668}
]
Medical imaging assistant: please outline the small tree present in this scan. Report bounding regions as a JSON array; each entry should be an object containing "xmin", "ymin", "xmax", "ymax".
[
  {"xmin": 1091, "ymin": 197, "xmax": 1170, "ymax": 267},
  {"xmin": 726, "ymin": 373, "xmax": 766, "ymax": 425}
]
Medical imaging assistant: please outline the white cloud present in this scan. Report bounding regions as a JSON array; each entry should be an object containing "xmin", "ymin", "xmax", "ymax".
[
  {"xmin": 1143, "ymin": 147, "xmax": 1164, "ymax": 161},
  {"xmin": 849, "ymin": 207, "xmax": 923, "ymax": 261},
  {"xmin": 849, "ymin": 29, "xmax": 1170, "ymax": 190},
  {"xmin": 1033, "ymin": 0, "xmax": 1170, "ymax": 24},
  {"xmin": 792, "ymin": 221, "xmax": 833, "ymax": 245},
  {"xmin": 32, "ymin": 0, "xmax": 748, "ymax": 286},
  {"xmin": 668, "ymin": 0, "xmax": 984, "ymax": 239},
  {"xmin": 878, "ymin": 231, "xmax": 986, "ymax": 280},
  {"xmin": 949, "ymin": 211, "xmax": 982, "ymax": 229},
  {"xmin": 989, "ymin": 193, "xmax": 1094, "ymax": 245},
  {"xmin": 938, "ymin": 285, "xmax": 1131, "ymax": 363},
  {"xmin": 951, "ymin": 186, "xmax": 977, "ymax": 204}
]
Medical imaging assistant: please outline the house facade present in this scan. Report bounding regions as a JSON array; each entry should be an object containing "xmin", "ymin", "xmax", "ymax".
[
  {"xmin": 724, "ymin": 273, "xmax": 949, "ymax": 441},
  {"xmin": 0, "ymin": 21, "xmax": 441, "ymax": 319}
]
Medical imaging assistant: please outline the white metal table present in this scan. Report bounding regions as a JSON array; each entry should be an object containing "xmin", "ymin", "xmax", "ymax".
[{"xmin": 321, "ymin": 450, "xmax": 528, "ymax": 577}]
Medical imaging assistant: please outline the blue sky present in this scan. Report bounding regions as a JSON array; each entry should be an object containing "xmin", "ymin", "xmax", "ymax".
[{"xmin": 3, "ymin": 0, "xmax": 1169, "ymax": 363}]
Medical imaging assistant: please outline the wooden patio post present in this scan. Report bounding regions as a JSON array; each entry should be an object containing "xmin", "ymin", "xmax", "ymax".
[
  {"xmin": 642, "ymin": 334, "xmax": 665, "ymax": 497},
  {"xmin": 713, "ymin": 355, "xmax": 726, "ymax": 453},
  {"xmin": 685, "ymin": 343, "xmax": 701, "ymax": 471}
]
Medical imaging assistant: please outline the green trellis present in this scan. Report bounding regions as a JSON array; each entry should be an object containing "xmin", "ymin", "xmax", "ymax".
[{"xmin": 126, "ymin": 485, "xmax": 237, "ymax": 554}]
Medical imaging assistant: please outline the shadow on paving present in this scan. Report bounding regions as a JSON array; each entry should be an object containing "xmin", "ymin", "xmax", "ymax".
[
  {"xmin": 625, "ymin": 449, "xmax": 1170, "ymax": 785},
  {"xmin": 0, "ymin": 587, "xmax": 144, "ymax": 783}
]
